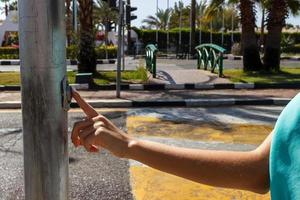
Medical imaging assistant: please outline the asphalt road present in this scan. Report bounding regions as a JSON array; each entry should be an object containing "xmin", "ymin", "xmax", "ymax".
[{"xmin": 0, "ymin": 106, "xmax": 284, "ymax": 199}]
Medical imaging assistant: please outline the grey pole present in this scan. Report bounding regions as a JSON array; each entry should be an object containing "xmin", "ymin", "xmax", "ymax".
[
  {"xmin": 179, "ymin": 2, "xmax": 182, "ymax": 47},
  {"xmin": 231, "ymin": 7, "xmax": 234, "ymax": 43},
  {"xmin": 156, "ymin": 0, "xmax": 159, "ymax": 45},
  {"xmin": 117, "ymin": 0, "xmax": 124, "ymax": 98},
  {"xmin": 167, "ymin": 0, "xmax": 169, "ymax": 55},
  {"xmin": 199, "ymin": 3, "xmax": 202, "ymax": 44},
  {"xmin": 19, "ymin": 0, "xmax": 69, "ymax": 199},
  {"xmin": 122, "ymin": 23, "xmax": 125, "ymax": 71},
  {"xmin": 222, "ymin": 8, "xmax": 224, "ymax": 46},
  {"xmin": 73, "ymin": 0, "xmax": 77, "ymax": 32},
  {"xmin": 210, "ymin": 21, "xmax": 213, "ymax": 43}
]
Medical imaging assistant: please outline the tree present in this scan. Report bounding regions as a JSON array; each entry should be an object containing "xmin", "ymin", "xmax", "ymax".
[
  {"xmin": 142, "ymin": 8, "xmax": 172, "ymax": 30},
  {"xmin": 207, "ymin": 0, "xmax": 262, "ymax": 71},
  {"xmin": 169, "ymin": 1, "xmax": 190, "ymax": 29},
  {"xmin": 263, "ymin": 0, "xmax": 300, "ymax": 71},
  {"xmin": 78, "ymin": 0, "xmax": 97, "ymax": 73},
  {"xmin": 8, "ymin": 0, "xmax": 16, "ymax": 11}
]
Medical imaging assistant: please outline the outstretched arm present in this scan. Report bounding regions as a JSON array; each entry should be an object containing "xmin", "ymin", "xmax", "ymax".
[{"xmin": 71, "ymin": 90, "xmax": 271, "ymax": 194}]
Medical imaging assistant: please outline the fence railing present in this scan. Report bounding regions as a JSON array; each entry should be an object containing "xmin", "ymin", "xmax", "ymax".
[
  {"xmin": 145, "ymin": 44, "xmax": 158, "ymax": 78},
  {"xmin": 195, "ymin": 43, "xmax": 226, "ymax": 77}
]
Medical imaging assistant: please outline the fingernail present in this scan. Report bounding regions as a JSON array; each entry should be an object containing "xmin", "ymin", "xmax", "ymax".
[{"xmin": 90, "ymin": 146, "xmax": 99, "ymax": 152}]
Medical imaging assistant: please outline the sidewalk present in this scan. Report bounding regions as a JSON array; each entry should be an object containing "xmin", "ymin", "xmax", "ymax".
[{"xmin": 1, "ymin": 89, "xmax": 299, "ymax": 108}]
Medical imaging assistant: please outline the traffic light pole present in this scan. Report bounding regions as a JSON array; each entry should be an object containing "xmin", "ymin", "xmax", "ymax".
[
  {"xmin": 127, "ymin": 0, "xmax": 131, "ymax": 54},
  {"xmin": 19, "ymin": 0, "xmax": 69, "ymax": 199},
  {"xmin": 116, "ymin": 0, "xmax": 124, "ymax": 98}
]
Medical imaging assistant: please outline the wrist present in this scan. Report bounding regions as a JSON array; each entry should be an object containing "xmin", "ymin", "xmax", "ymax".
[{"xmin": 124, "ymin": 137, "xmax": 139, "ymax": 159}]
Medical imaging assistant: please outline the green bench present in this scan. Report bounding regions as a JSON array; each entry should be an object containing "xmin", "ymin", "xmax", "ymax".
[
  {"xmin": 195, "ymin": 44, "xmax": 226, "ymax": 77},
  {"xmin": 145, "ymin": 44, "xmax": 158, "ymax": 78}
]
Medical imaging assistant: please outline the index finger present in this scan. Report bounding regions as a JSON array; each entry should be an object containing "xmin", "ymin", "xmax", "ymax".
[{"xmin": 72, "ymin": 88, "xmax": 98, "ymax": 118}]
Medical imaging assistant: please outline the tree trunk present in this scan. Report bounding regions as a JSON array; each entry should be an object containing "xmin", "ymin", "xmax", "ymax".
[
  {"xmin": 263, "ymin": 0, "xmax": 287, "ymax": 72},
  {"xmin": 240, "ymin": 0, "xmax": 262, "ymax": 71},
  {"xmin": 190, "ymin": 0, "xmax": 196, "ymax": 56},
  {"xmin": 260, "ymin": 7, "xmax": 265, "ymax": 52},
  {"xmin": 78, "ymin": 0, "xmax": 96, "ymax": 73},
  {"xmin": 5, "ymin": 2, "xmax": 8, "ymax": 16},
  {"xmin": 66, "ymin": 0, "xmax": 72, "ymax": 46}
]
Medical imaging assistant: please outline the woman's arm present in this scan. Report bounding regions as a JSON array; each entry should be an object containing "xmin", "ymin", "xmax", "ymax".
[
  {"xmin": 127, "ymin": 132, "xmax": 272, "ymax": 194},
  {"xmin": 71, "ymin": 90, "xmax": 272, "ymax": 194}
]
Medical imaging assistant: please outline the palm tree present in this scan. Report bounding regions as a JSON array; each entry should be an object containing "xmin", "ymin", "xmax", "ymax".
[
  {"xmin": 207, "ymin": 0, "xmax": 262, "ymax": 71},
  {"xmin": 142, "ymin": 8, "xmax": 172, "ymax": 30},
  {"xmin": 263, "ymin": 0, "xmax": 300, "ymax": 71},
  {"xmin": 78, "ymin": 0, "xmax": 96, "ymax": 73}
]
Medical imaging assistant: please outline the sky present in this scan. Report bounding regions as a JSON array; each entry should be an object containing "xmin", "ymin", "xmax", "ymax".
[
  {"xmin": 131, "ymin": 0, "xmax": 300, "ymax": 28},
  {"xmin": 1, "ymin": 1, "xmax": 299, "ymax": 28}
]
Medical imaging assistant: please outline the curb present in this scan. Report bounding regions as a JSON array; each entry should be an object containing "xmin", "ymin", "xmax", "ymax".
[
  {"xmin": 0, "ymin": 59, "xmax": 116, "ymax": 66},
  {"xmin": 0, "ymin": 98, "xmax": 291, "ymax": 109},
  {"xmin": 2, "ymin": 82, "xmax": 300, "ymax": 91}
]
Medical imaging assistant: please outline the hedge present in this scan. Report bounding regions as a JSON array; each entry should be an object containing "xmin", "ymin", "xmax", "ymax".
[
  {"xmin": 67, "ymin": 45, "xmax": 117, "ymax": 59},
  {"xmin": 282, "ymin": 44, "xmax": 300, "ymax": 54},
  {"xmin": 0, "ymin": 46, "xmax": 118, "ymax": 60},
  {"xmin": 133, "ymin": 27, "xmax": 300, "ymax": 54}
]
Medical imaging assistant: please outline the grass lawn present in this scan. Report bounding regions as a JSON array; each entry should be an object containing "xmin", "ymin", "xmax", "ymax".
[
  {"xmin": 0, "ymin": 67, "xmax": 148, "ymax": 85},
  {"xmin": 224, "ymin": 67, "xmax": 300, "ymax": 84}
]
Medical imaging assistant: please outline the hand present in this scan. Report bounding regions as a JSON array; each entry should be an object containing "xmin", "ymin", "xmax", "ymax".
[{"xmin": 71, "ymin": 89, "xmax": 132, "ymax": 158}]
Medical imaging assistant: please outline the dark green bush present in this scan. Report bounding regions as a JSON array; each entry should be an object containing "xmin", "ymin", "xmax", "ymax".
[
  {"xmin": 133, "ymin": 27, "xmax": 300, "ymax": 53},
  {"xmin": 0, "ymin": 47, "xmax": 19, "ymax": 55},
  {"xmin": 67, "ymin": 45, "xmax": 117, "ymax": 59},
  {"xmin": 282, "ymin": 44, "xmax": 300, "ymax": 54}
]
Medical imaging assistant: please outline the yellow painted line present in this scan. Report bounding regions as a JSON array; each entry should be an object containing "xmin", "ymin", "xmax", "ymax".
[
  {"xmin": 69, "ymin": 108, "xmax": 128, "ymax": 113},
  {"xmin": 127, "ymin": 116, "xmax": 273, "ymax": 145},
  {"xmin": 130, "ymin": 166, "xmax": 270, "ymax": 200}
]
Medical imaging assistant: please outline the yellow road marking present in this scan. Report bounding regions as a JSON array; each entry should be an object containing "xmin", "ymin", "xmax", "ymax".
[
  {"xmin": 130, "ymin": 166, "xmax": 270, "ymax": 200},
  {"xmin": 127, "ymin": 116, "xmax": 273, "ymax": 145}
]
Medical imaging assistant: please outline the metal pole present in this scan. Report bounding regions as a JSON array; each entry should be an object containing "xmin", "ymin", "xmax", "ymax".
[
  {"xmin": 156, "ymin": 0, "xmax": 158, "ymax": 45},
  {"xmin": 73, "ymin": 0, "xmax": 77, "ymax": 32},
  {"xmin": 222, "ymin": 8, "xmax": 224, "ymax": 46},
  {"xmin": 231, "ymin": 7, "xmax": 234, "ymax": 43},
  {"xmin": 179, "ymin": 2, "xmax": 182, "ymax": 47},
  {"xmin": 199, "ymin": 3, "xmax": 202, "ymax": 44},
  {"xmin": 19, "ymin": 0, "xmax": 69, "ymax": 199},
  {"xmin": 167, "ymin": 0, "xmax": 169, "ymax": 55},
  {"xmin": 122, "ymin": 24, "xmax": 125, "ymax": 71},
  {"xmin": 117, "ymin": 0, "xmax": 124, "ymax": 98},
  {"xmin": 210, "ymin": 21, "xmax": 213, "ymax": 43}
]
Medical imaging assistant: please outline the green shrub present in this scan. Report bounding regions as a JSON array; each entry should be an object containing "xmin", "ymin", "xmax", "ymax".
[
  {"xmin": 0, "ymin": 47, "xmax": 19, "ymax": 55},
  {"xmin": 133, "ymin": 27, "xmax": 300, "ymax": 53},
  {"xmin": 95, "ymin": 45, "xmax": 117, "ymax": 59},
  {"xmin": 66, "ymin": 45, "xmax": 78, "ymax": 59},
  {"xmin": 282, "ymin": 44, "xmax": 300, "ymax": 54},
  {"xmin": 0, "ymin": 54, "xmax": 19, "ymax": 59},
  {"xmin": 66, "ymin": 45, "xmax": 117, "ymax": 59}
]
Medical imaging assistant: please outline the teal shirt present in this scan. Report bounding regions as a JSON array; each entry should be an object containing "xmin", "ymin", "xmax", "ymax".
[{"xmin": 270, "ymin": 93, "xmax": 300, "ymax": 200}]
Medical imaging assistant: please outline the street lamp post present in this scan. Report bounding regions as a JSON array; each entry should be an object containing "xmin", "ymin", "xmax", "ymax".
[{"xmin": 19, "ymin": 0, "xmax": 69, "ymax": 199}]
